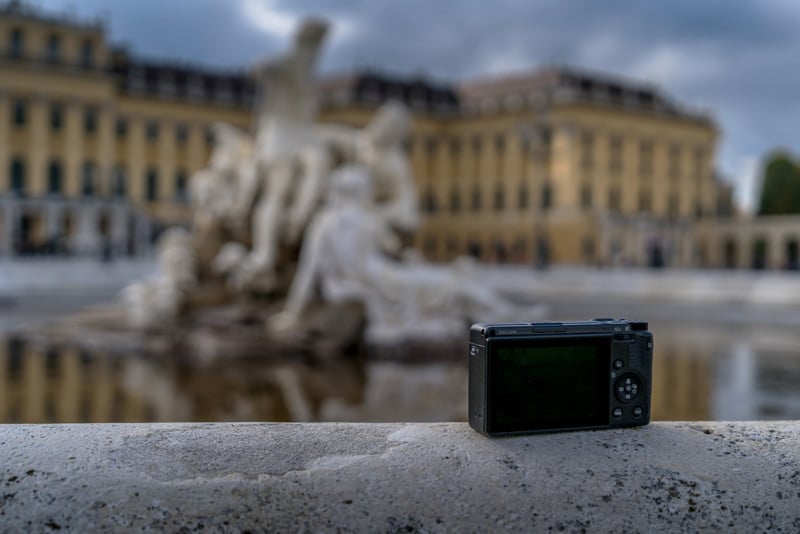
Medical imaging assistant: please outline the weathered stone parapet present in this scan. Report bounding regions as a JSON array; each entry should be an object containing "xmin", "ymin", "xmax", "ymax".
[{"xmin": 1, "ymin": 422, "xmax": 798, "ymax": 531}]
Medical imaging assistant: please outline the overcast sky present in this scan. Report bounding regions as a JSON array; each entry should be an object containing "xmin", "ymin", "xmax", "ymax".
[{"xmin": 35, "ymin": 0, "xmax": 800, "ymax": 211}]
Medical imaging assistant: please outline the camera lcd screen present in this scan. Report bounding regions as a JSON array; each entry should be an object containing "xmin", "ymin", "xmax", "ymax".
[{"xmin": 488, "ymin": 337, "xmax": 610, "ymax": 433}]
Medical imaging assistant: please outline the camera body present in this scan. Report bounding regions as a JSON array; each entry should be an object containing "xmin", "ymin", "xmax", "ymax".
[{"xmin": 469, "ymin": 319, "xmax": 653, "ymax": 436}]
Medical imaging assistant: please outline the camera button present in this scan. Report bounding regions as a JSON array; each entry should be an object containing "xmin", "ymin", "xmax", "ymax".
[
  {"xmin": 614, "ymin": 374, "xmax": 643, "ymax": 403},
  {"xmin": 633, "ymin": 407, "xmax": 643, "ymax": 418},
  {"xmin": 612, "ymin": 408, "xmax": 623, "ymax": 419},
  {"xmin": 613, "ymin": 359, "xmax": 624, "ymax": 370}
]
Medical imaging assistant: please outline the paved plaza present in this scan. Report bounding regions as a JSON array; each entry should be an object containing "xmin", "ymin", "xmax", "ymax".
[{"xmin": 4, "ymin": 259, "xmax": 800, "ymax": 330}]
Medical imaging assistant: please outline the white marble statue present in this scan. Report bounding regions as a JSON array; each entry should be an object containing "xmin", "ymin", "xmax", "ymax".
[
  {"xmin": 270, "ymin": 165, "xmax": 544, "ymax": 342},
  {"xmin": 123, "ymin": 17, "xmax": 545, "ymax": 346},
  {"xmin": 318, "ymin": 102, "xmax": 419, "ymax": 233},
  {"xmin": 122, "ymin": 227, "xmax": 196, "ymax": 329},
  {"xmin": 232, "ymin": 19, "xmax": 331, "ymax": 288},
  {"xmin": 190, "ymin": 122, "xmax": 252, "ymax": 230}
]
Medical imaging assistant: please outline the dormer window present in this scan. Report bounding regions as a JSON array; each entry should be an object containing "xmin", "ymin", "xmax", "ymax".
[
  {"xmin": 129, "ymin": 66, "xmax": 146, "ymax": 91},
  {"xmin": 159, "ymin": 72, "xmax": 177, "ymax": 96},
  {"xmin": 10, "ymin": 27, "xmax": 24, "ymax": 58},
  {"xmin": 188, "ymin": 76, "xmax": 205, "ymax": 100},
  {"xmin": 46, "ymin": 34, "xmax": 60, "ymax": 62},
  {"xmin": 215, "ymin": 80, "xmax": 233, "ymax": 103},
  {"xmin": 80, "ymin": 38, "xmax": 95, "ymax": 67}
]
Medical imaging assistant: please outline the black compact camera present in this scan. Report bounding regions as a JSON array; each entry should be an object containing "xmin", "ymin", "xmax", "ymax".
[{"xmin": 469, "ymin": 319, "xmax": 653, "ymax": 436}]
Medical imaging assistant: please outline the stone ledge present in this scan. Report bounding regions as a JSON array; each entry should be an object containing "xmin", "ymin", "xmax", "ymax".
[{"xmin": 1, "ymin": 422, "xmax": 798, "ymax": 531}]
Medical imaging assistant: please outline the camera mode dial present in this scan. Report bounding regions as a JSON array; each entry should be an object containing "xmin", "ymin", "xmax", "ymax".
[{"xmin": 614, "ymin": 373, "xmax": 643, "ymax": 403}]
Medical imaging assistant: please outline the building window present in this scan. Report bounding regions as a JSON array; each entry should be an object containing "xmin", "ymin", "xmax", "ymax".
[
  {"xmin": 10, "ymin": 158, "xmax": 25, "ymax": 195},
  {"xmin": 50, "ymin": 104, "xmax": 63, "ymax": 131},
  {"xmin": 84, "ymin": 107, "xmax": 97, "ymax": 134},
  {"xmin": 495, "ymin": 134, "xmax": 506, "ymax": 179},
  {"xmin": 450, "ymin": 137, "xmax": 461, "ymax": 157},
  {"xmin": 471, "ymin": 135, "xmax": 482, "ymax": 154},
  {"xmin": 113, "ymin": 166, "xmax": 127, "ymax": 198},
  {"xmin": 668, "ymin": 144, "xmax": 681, "ymax": 179},
  {"xmin": 541, "ymin": 182, "xmax": 553, "ymax": 211},
  {"xmin": 9, "ymin": 27, "xmax": 23, "ymax": 58},
  {"xmin": 539, "ymin": 126, "xmax": 552, "ymax": 150},
  {"xmin": 471, "ymin": 184, "xmax": 482, "ymax": 211},
  {"xmin": 467, "ymin": 238, "xmax": 482, "ymax": 259},
  {"xmin": 580, "ymin": 132, "xmax": 594, "ymax": 169},
  {"xmin": 425, "ymin": 137, "xmax": 438, "ymax": 156},
  {"xmin": 82, "ymin": 162, "xmax": 96, "ymax": 197},
  {"xmin": 518, "ymin": 183, "xmax": 529, "ymax": 210},
  {"xmin": 176, "ymin": 123, "xmax": 188, "ymax": 144},
  {"xmin": 116, "ymin": 118, "xmax": 128, "ymax": 138},
  {"xmin": 494, "ymin": 133, "xmax": 505, "ymax": 154},
  {"xmin": 717, "ymin": 193, "xmax": 733, "ymax": 218},
  {"xmin": 668, "ymin": 193, "xmax": 680, "ymax": 218},
  {"xmin": 609, "ymin": 135, "xmax": 623, "ymax": 173},
  {"xmin": 513, "ymin": 235, "xmax": 527, "ymax": 260},
  {"xmin": 449, "ymin": 188, "xmax": 461, "ymax": 213},
  {"xmin": 46, "ymin": 33, "xmax": 60, "ymax": 62},
  {"xmin": 423, "ymin": 236, "xmax": 437, "ymax": 258},
  {"xmin": 520, "ymin": 135, "xmax": 532, "ymax": 158},
  {"xmin": 80, "ymin": 38, "xmax": 94, "ymax": 67},
  {"xmin": 146, "ymin": 170, "xmax": 159, "ymax": 201},
  {"xmin": 639, "ymin": 140, "xmax": 653, "ymax": 178},
  {"xmin": 446, "ymin": 236, "xmax": 459, "ymax": 256},
  {"xmin": 175, "ymin": 170, "xmax": 188, "ymax": 203},
  {"xmin": 146, "ymin": 121, "xmax": 159, "ymax": 142},
  {"xmin": 580, "ymin": 183, "xmax": 592, "ymax": 210},
  {"xmin": 12, "ymin": 99, "xmax": 26, "ymax": 127},
  {"xmin": 693, "ymin": 146, "xmax": 705, "ymax": 180},
  {"xmin": 608, "ymin": 187, "xmax": 621, "ymax": 212},
  {"xmin": 494, "ymin": 184, "xmax": 504, "ymax": 212},
  {"xmin": 48, "ymin": 161, "xmax": 62, "ymax": 194},
  {"xmin": 639, "ymin": 190, "xmax": 651, "ymax": 213}
]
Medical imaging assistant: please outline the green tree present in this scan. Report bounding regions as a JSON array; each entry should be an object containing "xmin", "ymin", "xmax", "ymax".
[{"xmin": 758, "ymin": 153, "xmax": 800, "ymax": 215}]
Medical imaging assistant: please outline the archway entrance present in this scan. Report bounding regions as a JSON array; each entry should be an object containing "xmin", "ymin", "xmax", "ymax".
[
  {"xmin": 723, "ymin": 238, "xmax": 737, "ymax": 269},
  {"xmin": 785, "ymin": 239, "xmax": 799, "ymax": 270}
]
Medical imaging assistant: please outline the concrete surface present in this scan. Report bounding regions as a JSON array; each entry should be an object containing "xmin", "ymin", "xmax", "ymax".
[{"xmin": 1, "ymin": 422, "xmax": 798, "ymax": 532}]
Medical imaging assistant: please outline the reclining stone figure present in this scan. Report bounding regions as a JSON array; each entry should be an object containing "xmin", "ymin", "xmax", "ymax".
[{"xmin": 270, "ymin": 165, "xmax": 544, "ymax": 342}]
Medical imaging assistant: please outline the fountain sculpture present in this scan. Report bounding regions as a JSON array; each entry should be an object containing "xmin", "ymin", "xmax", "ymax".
[{"xmin": 121, "ymin": 18, "xmax": 543, "ymax": 359}]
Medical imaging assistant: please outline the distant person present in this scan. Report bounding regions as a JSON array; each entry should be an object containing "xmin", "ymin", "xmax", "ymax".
[
  {"xmin": 467, "ymin": 240, "xmax": 481, "ymax": 260},
  {"xmin": 101, "ymin": 236, "xmax": 113, "ymax": 263},
  {"xmin": 535, "ymin": 235, "xmax": 550, "ymax": 270},
  {"xmin": 648, "ymin": 237, "xmax": 665, "ymax": 269},
  {"xmin": 786, "ymin": 244, "xmax": 799, "ymax": 271}
]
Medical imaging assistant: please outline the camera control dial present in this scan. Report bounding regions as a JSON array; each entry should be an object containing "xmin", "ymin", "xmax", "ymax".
[{"xmin": 614, "ymin": 373, "xmax": 643, "ymax": 403}]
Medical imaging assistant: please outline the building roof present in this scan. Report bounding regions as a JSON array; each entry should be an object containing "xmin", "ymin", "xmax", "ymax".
[
  {"xmin": 316, "ymin": 66, "xmax": 713, "ymax": 125},
  {"xmin": 0, "ymin": 0, "xmax": 103, "ymax": 31},
  {"xmin": 318, "ymin": 70, "xmax": 460, "ymax": 114},
  {"xmin": 458, "ymin": 65, "xmax": 712, "ymax": 123},
  {"xmin": 0, "ymin": 2, "xmax": 713, "ymax": 124},
  {"xmin": 110, "ymin": 52, "xmax": 255, "ymax": 107}
]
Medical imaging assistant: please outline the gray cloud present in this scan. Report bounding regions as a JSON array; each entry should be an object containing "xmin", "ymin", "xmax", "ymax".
[{"xmin": 35, "ymin": 0, "xmax": 800, "ymax": 209}]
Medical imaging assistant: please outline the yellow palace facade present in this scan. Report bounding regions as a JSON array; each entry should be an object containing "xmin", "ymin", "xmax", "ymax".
[{"xmin": 0, "ymin": 2, "xmax": 736, "ymax": 266}]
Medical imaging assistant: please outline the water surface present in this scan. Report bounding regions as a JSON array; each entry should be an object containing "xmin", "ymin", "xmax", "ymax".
[{"xmin": 2, "ymin": 320, "xmax": 798, "ymax": 423}]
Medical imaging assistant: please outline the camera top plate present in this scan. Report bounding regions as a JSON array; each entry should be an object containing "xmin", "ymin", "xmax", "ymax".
[{"xmin": 470, "ymin": 319, "xmax": 648, "ymax": 345}]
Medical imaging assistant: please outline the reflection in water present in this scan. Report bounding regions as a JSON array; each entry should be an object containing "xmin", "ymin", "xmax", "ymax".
[{"xmin": 1, "ymin": 323, "xmax": 799, "ymax": 423}]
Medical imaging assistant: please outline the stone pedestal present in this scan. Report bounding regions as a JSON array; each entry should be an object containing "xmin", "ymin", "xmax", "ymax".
[{"xmin": 1, "ymin": 422, "xmax": 798, "ymax": 531}]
